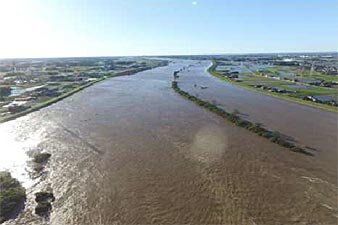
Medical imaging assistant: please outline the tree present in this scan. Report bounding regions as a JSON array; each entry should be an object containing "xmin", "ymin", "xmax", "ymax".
[{"xmin": 0, "ymin": 86, "xmax": 11, "ymax": 98}]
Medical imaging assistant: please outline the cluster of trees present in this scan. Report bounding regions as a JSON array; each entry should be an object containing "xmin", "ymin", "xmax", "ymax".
[
  {"xmin": 0, "ymin": 86, "xmax": 11, "ymax": 99},
  {"xmin": 172, "ymin": 82, "xmax": 312, "ymax": 156},
  {"xmin": 0, "ymin": 172, "xmax": 26, "ymax": 223}
]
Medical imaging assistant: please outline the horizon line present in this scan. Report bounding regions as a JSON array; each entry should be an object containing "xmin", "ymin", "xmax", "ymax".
[{"xmin": 1, "ymin": 50, "xmax": 337, "ymax": 60}]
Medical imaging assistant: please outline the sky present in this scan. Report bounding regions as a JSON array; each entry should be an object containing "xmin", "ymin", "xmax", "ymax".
[{"xmin": 0, "ymin": 0, "xmax": 337, "ymax": 58}]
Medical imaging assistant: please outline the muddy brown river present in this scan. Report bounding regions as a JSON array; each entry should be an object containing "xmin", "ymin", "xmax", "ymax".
[
  {"xmin": 1, "ymin": 60, "xmax": 337, "ymax": 224},
  {"xmin": 180, "ymin": 61, "xmax": 338, "ymax": 166}
]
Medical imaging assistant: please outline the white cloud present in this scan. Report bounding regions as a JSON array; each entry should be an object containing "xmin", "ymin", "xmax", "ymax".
[{"xmin": 192, "ymin": 1, "xmax": 198, "ymax": 5}]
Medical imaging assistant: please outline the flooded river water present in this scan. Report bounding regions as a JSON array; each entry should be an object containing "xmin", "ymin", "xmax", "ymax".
[
  {"xmin": 1, "ymin": 61, "xmax": 337, "ymax": 224},
  {"xmin": 180, "ymin": 61, "xmax": 337, "ymax": 167}
]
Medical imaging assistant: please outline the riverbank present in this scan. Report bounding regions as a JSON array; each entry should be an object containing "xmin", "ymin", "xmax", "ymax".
[
  {"xmin": 208, "ymin": 61, "xmax": 338, "ymax": 113},
  {"xmin": 0, "ymin": 65, "xmax": 165, "ymax": 124},
  {"xmin": 2, "ymin": 60, "xmax": 336, "ymax": 224},
  {"xmin": 172, "ymin": 80, "xmax": 312, "ymax": 156}
]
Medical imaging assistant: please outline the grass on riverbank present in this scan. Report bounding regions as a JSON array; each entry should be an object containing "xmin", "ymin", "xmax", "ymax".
[
  {"xmin": 0, "ymin": 172, "xmax": 26, "ymax": 223},
  {"xmin": 0, "ymin": 65, "xmax": 165, "ymax": 124},
  {"xmin": 172, "ymin": 81, "xmax": 312, "ymax": 156},
  {"xmin": 208, "ymin": 62, "xmax": 338, "ymax": 113}
]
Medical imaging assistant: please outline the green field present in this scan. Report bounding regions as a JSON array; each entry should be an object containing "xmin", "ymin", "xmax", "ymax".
[{"xmin": 209, "ymin": 61, "xmax": 338, "ymax": 113}]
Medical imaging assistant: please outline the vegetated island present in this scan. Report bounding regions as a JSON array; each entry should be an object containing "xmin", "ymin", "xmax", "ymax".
[
  {"xmin": 0, "ymin": 152, "xmax": 57, "ymax": 223},
  {"xmin": 0, "ymin": 172, "xmax": 26, "ymax": 224},
  {"xmin": 171, "ymin": 80, "xmax": 312, "ymax": 156}
]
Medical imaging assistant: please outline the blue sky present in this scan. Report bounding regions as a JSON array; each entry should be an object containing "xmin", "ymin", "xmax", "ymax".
[{"xmin": 0, "ymin": 0, "xmax": 337, "ymax": 57}]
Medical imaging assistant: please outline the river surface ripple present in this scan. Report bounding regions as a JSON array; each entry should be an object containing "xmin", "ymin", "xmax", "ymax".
[{"xmin": 1, "ymin": 60, "xmax": 337, "ymax": 224}]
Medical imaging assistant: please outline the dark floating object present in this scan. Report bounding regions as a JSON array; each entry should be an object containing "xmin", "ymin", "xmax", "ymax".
[
  {"xmin": 35, "ymin": 192, "xmax": 55, "ymax": 203},
  {"xmin": 33, "ymin": 152, "xmax": 51, "ymax": 164},
  {"xmin": 34, "ymin": 191, "xmax": 55, "ymax": 217},
  {"xmin": 35, "ymin": 202, "xmax": 52, "ymax": 217}
]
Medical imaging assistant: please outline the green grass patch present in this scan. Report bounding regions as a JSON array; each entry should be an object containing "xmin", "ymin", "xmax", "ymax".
[
  {"xmin": 209, "ymin": 61, "xmax": 338, "ymax": 113},
  {"xmin": 300, "ymin": 70, "xmax": 338, "ymax": 82}
]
